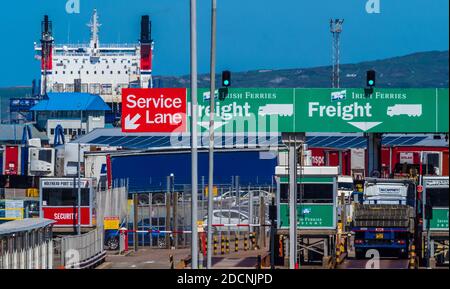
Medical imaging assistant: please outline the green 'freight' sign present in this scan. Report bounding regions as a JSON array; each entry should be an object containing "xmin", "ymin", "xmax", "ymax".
[
  {"xmin": 429, "ymin": 208, "xmax": 449, "ymax": 230},
  {"xmin": 279, "ymin": 203, "xmax": 335, "ymax": 229},
  {"xmin": 185, "ymin": 88, "xmax": 449, "ymax": 133}
]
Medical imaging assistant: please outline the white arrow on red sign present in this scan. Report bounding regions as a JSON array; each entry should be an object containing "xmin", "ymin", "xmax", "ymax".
[{"xmin": 125, "ymin": 114, "xmax": 141, "ymax": 130}]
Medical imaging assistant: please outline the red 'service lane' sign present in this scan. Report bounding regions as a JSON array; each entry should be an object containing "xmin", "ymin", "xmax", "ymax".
[{"xmin": 121, "ymin": 88, "xmax": 187, "ymax": 133}]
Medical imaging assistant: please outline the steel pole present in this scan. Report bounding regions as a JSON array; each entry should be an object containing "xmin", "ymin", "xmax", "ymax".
[
  {"xmin": 190, "ymin": 0, "xmax": 199, "ymax": 269},
  {"xmin": 77, "ymin": 110, "xmax": 82, "ymax": 235},
  {"xmin": 288, "ymin": 138, "xmax": 298, "ymax": 269},
  {"xmin": 207, "ymin": 0, "xmax": 217, "ymax": 269}
]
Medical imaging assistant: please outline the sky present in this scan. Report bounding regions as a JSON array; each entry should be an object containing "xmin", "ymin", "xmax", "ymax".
[{"xmin": 0, "ymin": 0, "xmax": 448, "ymax": 87}]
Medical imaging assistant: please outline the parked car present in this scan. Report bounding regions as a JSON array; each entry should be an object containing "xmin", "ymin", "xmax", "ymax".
[
  {"xmin": 232, "ymin": 190, "xmax": 272, "ymax": 207},
  {"xmin": 213, "ymin": 190, "xmax": 247, "ymax": 202},
  {"xmin": 104, "ymin": 218, "xmax": 167, "ymax": 250},
  {"xmin": 203, "ymin": 209, "xmax": 249, "ymax": 232}
]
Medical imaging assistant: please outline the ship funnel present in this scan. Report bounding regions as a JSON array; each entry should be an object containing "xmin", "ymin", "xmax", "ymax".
[
  {"xmin": 42, "ymin": 15, "xmax": 52, "ymax": 36},
  {"xmin": 140, "ymin": 15, "xmax": 151, "ymax": 43}
]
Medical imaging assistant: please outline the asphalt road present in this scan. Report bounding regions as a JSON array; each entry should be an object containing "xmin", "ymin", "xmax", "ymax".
[{"xmin": 339, "ymin": 257, "xmax": 410, "ymax": 269}]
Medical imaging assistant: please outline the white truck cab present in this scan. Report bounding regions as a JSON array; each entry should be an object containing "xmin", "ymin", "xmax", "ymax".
[{"xmin": 337, "ymin": 175, "xmax": 354, "ymax": 200}]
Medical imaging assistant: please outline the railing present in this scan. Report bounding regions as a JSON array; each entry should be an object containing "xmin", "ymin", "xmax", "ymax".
[{"xmin": 54, "ymin": 228, "xmax": 106, "ymax": 269}]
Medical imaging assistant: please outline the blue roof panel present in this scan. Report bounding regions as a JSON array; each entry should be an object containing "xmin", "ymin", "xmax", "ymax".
[{"xmin": 30, "ymin": 93, "xmax": 111, "ymax": 111}]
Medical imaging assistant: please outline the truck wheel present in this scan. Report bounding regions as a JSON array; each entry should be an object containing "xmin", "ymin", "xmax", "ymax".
[{"xmin": 107, "ymin": 237, "xmax": 120, "ymax": 251}]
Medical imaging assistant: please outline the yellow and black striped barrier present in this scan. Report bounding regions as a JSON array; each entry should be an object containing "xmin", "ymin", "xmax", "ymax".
[
  {"xmin": 221, "ymin": 235, "xmax": 225, "ymax": 255},
  {"xmin": 244, "ymin": 234, "xmax": 249, "ymax": 251},
  {"xmin": 409, "ymin": 244, "xmax": 417, "ymax": 269},
  {"xmin": 226, "ymin": 236, "xmax": 230, "ymax": 254},
  {"xmin": 235, "ymin": 234, "xmax": 239, "ymax": 252},
  {"xmin": 213, "ymin": 235, "xmax": 218, "ymax": 255},
  {"xmin": 250, "ymin": 233, "xmax": 257, "ymax": 250}
]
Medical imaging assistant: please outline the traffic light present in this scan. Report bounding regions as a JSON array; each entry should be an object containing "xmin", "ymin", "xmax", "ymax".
[
  {"xmin": 366, "ymin": 70, "xmax": 376, "ymax": 87},
  {"xmin": 222, "ymin": 70, "xmax": 231, "ymax": 87}
]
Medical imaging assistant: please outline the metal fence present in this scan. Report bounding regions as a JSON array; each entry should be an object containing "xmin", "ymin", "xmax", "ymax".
[
  {"xmin": 53, "ymin": 228, "xmax": 105, "ymax": 269},
  {"xmin": 0, "ymin": 221, "xmax": 53, "ymax": 269},
  {"xmin": 127, "ymin": 176, "xmax": 273, "ymax": 250}
]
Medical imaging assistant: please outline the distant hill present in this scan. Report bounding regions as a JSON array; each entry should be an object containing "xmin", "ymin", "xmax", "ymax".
[
  {"xmin": 153, "ymin": 50, "xmax": 449, "ymax": 88},
  {"xmin": 0, "ymin": 50, "xmax": 448, "ymax": 121}
]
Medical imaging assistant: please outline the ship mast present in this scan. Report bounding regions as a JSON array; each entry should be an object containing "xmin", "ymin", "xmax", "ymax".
[{"xmin": 88, "ymin": 9, "xmax": 101, "ymax": 56}]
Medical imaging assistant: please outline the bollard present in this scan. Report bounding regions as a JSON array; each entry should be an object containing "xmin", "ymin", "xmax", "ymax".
[
  {"xmin": 409, "ymin": 244, "xmax": 417, "ymax": 269},
  {"xmin": 244, "ymin": 234, "xmax": 249, "ymax": 251},
  {"xmin": 213, "ymin": 235, "xmax": 218, "ymax": 255},
  {"xmin": 221, "ymin": 235, "xmax": 225, "ymax": 255},
  {"xmin": 250, "ymin": 233, "xmax": 257, "ymax": 250},
  {"xmin": 202, "ymin": 232, "xmax": 207, "ymax": 257},
  {"xmin": 169, "ymin": 254, "xmax": 174, "ymax": 269},
  {"xmin": 235, "ymin": 234, "xmax": 239, "ymax": 252},
  {"xmin": 119, "ymin": 228, "xmax": 128, "ymax": 254},
  {"xmin": 278, "ymin": 235, "xmax": 284, "ymax": 257},
  {"xmin": 226, "ymin": 236, "xmax": 230, "ymax": 254}
]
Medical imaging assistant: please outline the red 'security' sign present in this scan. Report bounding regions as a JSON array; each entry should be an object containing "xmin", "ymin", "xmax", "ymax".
[
  {"xmin": 121, "ymin": 88, "xmax": 187, "ymax": 133},
  {"xmin": 42, "ymin": 207, "xmax": 90, "ymax": 226}
]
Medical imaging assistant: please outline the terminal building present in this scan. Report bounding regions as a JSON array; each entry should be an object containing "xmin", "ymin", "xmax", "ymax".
[{"xmin": 30, "ymin": 93, "xmax": 110, "ymax": 144}]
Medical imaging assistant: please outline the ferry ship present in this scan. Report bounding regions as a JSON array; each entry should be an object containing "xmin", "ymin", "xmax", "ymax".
[{"xmin": 34, "ymin": 9, "xmax": 154, "ymax": 121}]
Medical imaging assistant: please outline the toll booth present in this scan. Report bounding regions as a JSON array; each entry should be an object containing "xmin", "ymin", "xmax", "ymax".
[
  {"xmin": 39, "ymin": 177, "xmax": 96, "ymax": 233},
  {"xmin": 275, "ymin": 165, "xmax": 339, "ymax": 268},
  {"xmin": 0, "ymin": 218, "xmax": 55, "ymax": 269},
  {"xmin": 422, "ymin": 177, "xmax": 449, "ymax": 267}
]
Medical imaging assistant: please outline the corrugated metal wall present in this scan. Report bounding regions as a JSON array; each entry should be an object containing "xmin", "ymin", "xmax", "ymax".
[{"xmin": 110, "ymin": 150, "xmax": 277, "ymax": 193}]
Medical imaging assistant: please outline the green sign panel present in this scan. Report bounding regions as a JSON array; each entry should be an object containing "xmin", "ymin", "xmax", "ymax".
[
  {"xmin": 279, "ymin": 204, "xmax": 335, "ymax": 229},
  {"xmin": 429, "ymin": 208, "xmax": 449, "ymax": 230},
  {"xmin": 186, "ymin": 88, "xmax": 449, "ymax": 133}
]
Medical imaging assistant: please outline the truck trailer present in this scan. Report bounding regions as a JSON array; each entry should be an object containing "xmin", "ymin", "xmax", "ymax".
[{"xmin": 351, "ymin": 178, "xmax": 417, "ymax": 259}]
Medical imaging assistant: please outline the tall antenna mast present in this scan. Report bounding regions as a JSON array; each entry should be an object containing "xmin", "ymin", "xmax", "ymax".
[
  {"xmin": 88, "ymin": 9, "xmax": 101, "ymax": 55},
  {"xmin": 330, "ymin": 19, "xmax": 344, "ymax": 88}
]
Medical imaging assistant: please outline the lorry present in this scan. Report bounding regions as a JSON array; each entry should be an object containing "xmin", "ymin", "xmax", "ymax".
[
  {"xmin": 422, "ymin": 176, "xmax": 449, "ymax": 267},
  {"xmin": 351, "ymin": 178, "xmax": 417, "ymax": 259}
]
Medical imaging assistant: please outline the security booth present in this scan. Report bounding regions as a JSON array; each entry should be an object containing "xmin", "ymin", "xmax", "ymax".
[
  {"xmin": 39, "ymin": 177, "xmax": 97, "ymax": 233},
  {"xmin": 275, "ymin": 164, "xmax": 338, "ymax": 268},
  {"xmin": 422, "ymin": 176, "xmax": 449, "ymax": 267},
  {"xmin": 0, "ymin": 218, "xmax": 55, "ymax": 269}
]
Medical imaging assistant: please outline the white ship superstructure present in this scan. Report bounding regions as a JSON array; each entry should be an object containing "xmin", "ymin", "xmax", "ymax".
[{"xmin": 34, "ymin": 10, "xmax": 154, "ymax": 104}]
